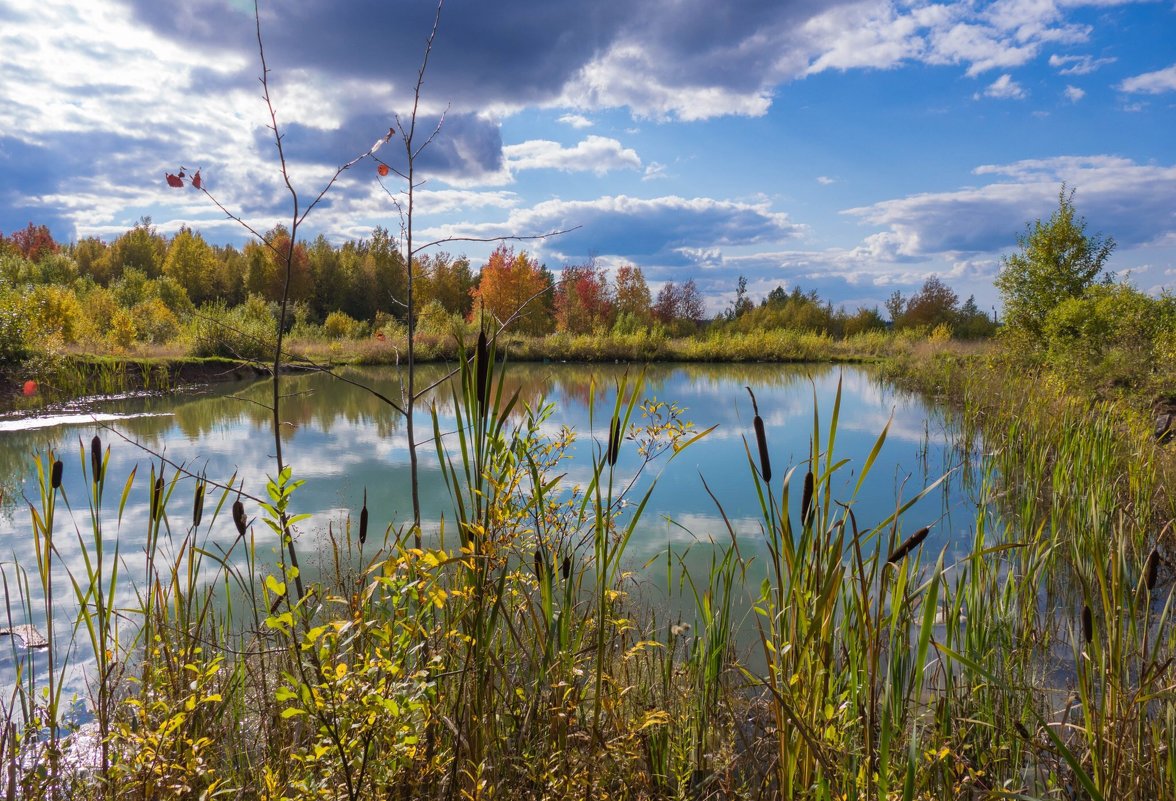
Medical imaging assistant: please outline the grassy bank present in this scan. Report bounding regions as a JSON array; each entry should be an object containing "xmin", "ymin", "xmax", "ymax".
[{"xmin": 3, "ymin": 328, "xmax": 917, "ymax": 413}]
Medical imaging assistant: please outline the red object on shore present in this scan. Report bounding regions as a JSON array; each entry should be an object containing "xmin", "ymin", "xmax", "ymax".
[{"xmin": 22, "ymin": 380, "xmax": 37, "ymax": 396}]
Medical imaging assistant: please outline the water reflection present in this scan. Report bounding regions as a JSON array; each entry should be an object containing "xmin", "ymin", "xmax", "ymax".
[{"xmin": 0, "ymin": 362, "xmax": 980, "ymax": 701}]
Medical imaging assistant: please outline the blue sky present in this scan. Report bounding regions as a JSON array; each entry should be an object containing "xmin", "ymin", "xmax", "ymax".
[{"xmin": 1, "ymin": 0, "xmax": 1174, "ymax": 314}]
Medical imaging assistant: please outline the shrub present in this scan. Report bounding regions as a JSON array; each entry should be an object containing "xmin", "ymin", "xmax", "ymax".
[
  {"xmin": 323, "ymin": 309, "xmax": 367, "ymax": 339},
  {"xmin": 28, "ymin": 284, "xmax": 83, "ymax": 345},
  {"xmin": 191, "ymin": 297, "xmax": 276, "ymax": 361},
  {"xmin": 0, "ymin": 286, "xmax": 30, "ymax": 363},
  {"xmin": 132, "ymin": 297, "xmax": 182, "ymax": 344}
]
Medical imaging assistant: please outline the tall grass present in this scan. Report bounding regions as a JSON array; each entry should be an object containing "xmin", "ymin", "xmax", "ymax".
[{"xmin": 2, "ymin": 346, "xmax": 1174, "ymax": 799}]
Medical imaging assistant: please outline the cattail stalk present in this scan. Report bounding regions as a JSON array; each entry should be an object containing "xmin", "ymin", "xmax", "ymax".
[
  {"xmin": 887, "ymin": 526, "xmax": 930, "ymax": 564},
  {"xmin": 746, "ymin": 387, "xmax": 771, "ymax": 483}
]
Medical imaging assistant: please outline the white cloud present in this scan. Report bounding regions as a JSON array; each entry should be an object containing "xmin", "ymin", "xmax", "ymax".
[
  {"xmin": 817, "ymin": 176, "xmax": 837, "ymax": 185},
  {"xmin": 978, "ymin": 73, "xmax": 1027, "ymax": 99},
  {"xmin": 557, "ymin": 113, "xmax": 593, "ymax": 129},
  {"xmin": 1064, "ymin": 84, "xmax": 1086, "ymax": 101},
  {"xmin": 502, "ymin": 135, "xmax": 640, "ymax": 174},
  {"xmin": 642, "ymin": 162, "xmax": 668, "ymax": 181},
  {"xmin": 846, "ymin": 155, "xmax": 1176, "ymax": 258},
  {"xmin": 1118, "ymin": 63, "xmax": 1176, "ymax": 94},
  {"xmin": 1049, "ymin": 53, "xmax": 1116, "ymax": 75}
]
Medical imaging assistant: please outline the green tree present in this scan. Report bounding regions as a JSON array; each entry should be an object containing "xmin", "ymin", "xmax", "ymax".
[
  {"xmin": 995, "ymin": 186, "xmax": 1115, "ymax": 337},
  {"xmin": 163, "ymin": 227, "xmax": 217, "ymax": 305},
  {"xmin": 108, "ymin": 218, "xmax": 167, "ymax": 279}
]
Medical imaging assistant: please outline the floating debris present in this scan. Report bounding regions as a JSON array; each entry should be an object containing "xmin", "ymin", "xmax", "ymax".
[{"xmin": 0, "ymin": 624, "xmax": 49, "ymax": 649}]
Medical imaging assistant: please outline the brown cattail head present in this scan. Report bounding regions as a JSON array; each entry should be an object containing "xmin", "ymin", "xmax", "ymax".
[
  {"xmin": 1014, "ymin": 721, "xmax": 1031, "ymax": 741},
  {"xmin": 359, "ymin": 488, "xmax": 369, "ymax": 547},
  {"xmin": 192, "ymin": 480, "xmax": 205, "ymax": 528},
  {"xmin": 607, "ymin": 418, "xmax": 622, "ymax": 467},
  {"xmin": 1082, "ymin": 604, "xmax": 1093, "ymax": 644},
  {"xmin": 232, "ymin": 499, "xmax": 247, "ymax": 538},
  {"xmin": 150, "ymin": 477, "xmax": 164, "ymax": 522},
  {"xmin": 746, "ymin": 387, "xmax": 770, "ymax": 483},
  {"xmin": 475, "ymin": 330, "xmax": 489, "ymax": 413},
  {"xmin": 1146, "ymin": 548, "xmax": 1160, "ymax": 592},
  {"xmin": 534, "ymin": 548, "xmax": 544, "ymax": 578},
  {"xmin": 51, "ymin": 459, "xmax": 63, "ymax": 490},
  {"xmin": 801, "ymin": 471, "xmax": 814, "ymax": 525},
  {"xmin": 887, "ymin": 526, "xmax": 931, "ymax": 565},
  {"xmin": 561, "ymin": 555, "xmax": 571, "ymax": 580},
  {"xmin": 90, "ymin": 436, "xmax": 102, "ymax": 483}
]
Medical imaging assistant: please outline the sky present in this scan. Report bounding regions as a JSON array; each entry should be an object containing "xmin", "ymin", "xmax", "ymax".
[{"xmin": 1, "ymin": 0, "xmax": 1174, "ymax": 314}]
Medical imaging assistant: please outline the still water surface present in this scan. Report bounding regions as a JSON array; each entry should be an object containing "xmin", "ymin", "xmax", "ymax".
[{"xmin": 0, "ymin": 362, "xmax": 979, "ymax": 700}]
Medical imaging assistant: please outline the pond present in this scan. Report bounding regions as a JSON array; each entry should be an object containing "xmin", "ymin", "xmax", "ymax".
[{"xmin": 0, "ymin": 362, "xmax": 980, "ymax": 705}]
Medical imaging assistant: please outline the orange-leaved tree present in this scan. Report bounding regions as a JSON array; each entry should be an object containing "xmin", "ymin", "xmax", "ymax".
[
  {"xmin": 469, "ymin": 244, "xmax": 553, "ymax": 335},
  {"xmin": 554, "ymin": 263, "xmax": 614, "ymax": 334}
]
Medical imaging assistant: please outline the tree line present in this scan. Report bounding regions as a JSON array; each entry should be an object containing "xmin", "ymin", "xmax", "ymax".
[{"xmin": 1, "ymin": 218, "xmax": 1001, "ymax": 365}]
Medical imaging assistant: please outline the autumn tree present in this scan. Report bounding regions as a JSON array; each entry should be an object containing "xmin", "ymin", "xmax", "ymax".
[
  {"xmin": 901, "ymin": 276, "xmax": 958, "ymax": 329},
  {"xmin": 653, "ymin": 278, "xmax": 705, "ymax": 334},
  {"xmin": 470, "ymin": 245, "xmax": 553, "ymax": 335},
  {"xmin": 613, "ymin": 264, "xmax": 652, "ymax": 326},
  {"xmin": 996, "ymin": 186, "xmax": 1114, "ymax": 337},
  {"xmin": 9, "ymin": 223, "xmax": 58, "ymax": 262},
  {"xmin": 555, "ymin": 263, "xmax": 614, "ymax": 334}
]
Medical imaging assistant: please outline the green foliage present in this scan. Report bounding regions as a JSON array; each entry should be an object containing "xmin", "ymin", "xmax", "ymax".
[
  {"xmin": 996, "ymin": 186, "xmax": 1115, "ymax": 337},
  {"xmin": 190, "ymin": 296, "xmax": 276, "ymax": 360},
  {"xmin": 0, "ymin": 283, "xmax": 31, "ymax": 363},
  {"xmin": 1042, "ymin": 283, "xmax": 1176, "ymax": 390},
  {"xmin": 322, "ymin": 309, "xmax": 368, "ymax": 339}
]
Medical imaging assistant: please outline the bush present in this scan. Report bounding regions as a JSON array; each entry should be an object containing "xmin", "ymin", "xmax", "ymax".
[
  {"xmin": 191, "ymin": 297, "xmax": 276, "ymax": 361},
  {"xmin": 27, "ymin": 284, "xmax": 83, "ymax": 345},
  {"xmin": 0, "ymin": 286, "xmax": 30, "ymax": 363},
  {"xmin": 323, "ymin": 310, "xmax": 368, "ymax": 339},
  {"xmin": 132, "ymin": 297, "xmax": 182, "ymax": 344}
]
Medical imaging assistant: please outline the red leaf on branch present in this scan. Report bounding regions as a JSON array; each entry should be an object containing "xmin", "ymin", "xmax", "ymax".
[
  {"xmin": 191, "ymin": 170, "xmax": 202, "ymax": 189},
  {"xmin": 165, "ymin": 173, "xmax": 184, "ymax": 188}
]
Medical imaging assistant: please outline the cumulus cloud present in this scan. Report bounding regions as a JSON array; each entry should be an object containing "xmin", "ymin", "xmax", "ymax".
[
  {"xmin": 424, "ymin": 194, "xmax": 805, "ymax": 266},
  {"xmin": 978, "ymin": 73, "xmax": 1027, "ymax": 99},
  {"xmin": 847, "ymin": 155, "xmax": 1176, "ymax": 255},
  {"xmin": 1064, "ymin": 84, "xmax": 1086, "ymax": 101},
  {"xmin": 557, "ymin": 114, "xmax": 594, "ymax": 129},
  {"xmin": 1118, "ymin": 63, "xmax": 1176, "ymax": 94},
  {"xmin": 503, "ymin": 135, "xmax": 640, "ymax": 175}
]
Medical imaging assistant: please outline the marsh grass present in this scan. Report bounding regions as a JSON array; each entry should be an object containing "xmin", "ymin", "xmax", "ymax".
[{"xmin": 2, "ymin": 346, "xmax": 1175, "ymax": 799}]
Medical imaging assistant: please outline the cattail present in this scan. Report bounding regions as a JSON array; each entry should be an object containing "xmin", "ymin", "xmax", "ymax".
[
  {"xmin": 746, "ymin": 387, "xmax": 771, "ymax": 483},
  {"xmin": 232, "ymin": 499, "xmax": 247, "ymax": 538},
  {"xmin": 607, "ymin": 418, "xmax": 622, "ymax": 466},
  {"xmin": 475, "ymin": 330, "xmax": 489, "ymax": 413},
  {"xmin": 1145, "ymin": 548, "xmax": 1160, "ymax": 592},
  {"xmin": 801, "ymin": 471, "xmax": 814, "ymax": 526},
  {"xmin": 534, "ymin": 548, "xmax": 544, "ymax": 578},
  {"xmin": 359, "ymin": 488, "xmax": 369, "ymax": 547},
  {"xmin": 150, "ymin": 477, "xmax": 164, "ymax": 521},
  {"xmin": 561, "ymin": 555, "xmax": 571, "ymax": 580},
  {"xmin": 887, "ymin": 526, "xmax": 930, "ymax": 565},
  {"xmin": 192, "ymin": 480, "xmax": 205, "ymax": 528},
  {"xmin": 51, "ymin": 459, "xmax": 63, "ymax": 489},
  {"xmin": 1081, "ymin": 604, "xmax": 1093, "ymax": 644},
  {"xmin": 90, "ymin": 435, "xmax": 102, "ymax": 483},
  {"xmin": 1014, "ymin": 721, "xmax": 1031, "ymax": 741}
]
